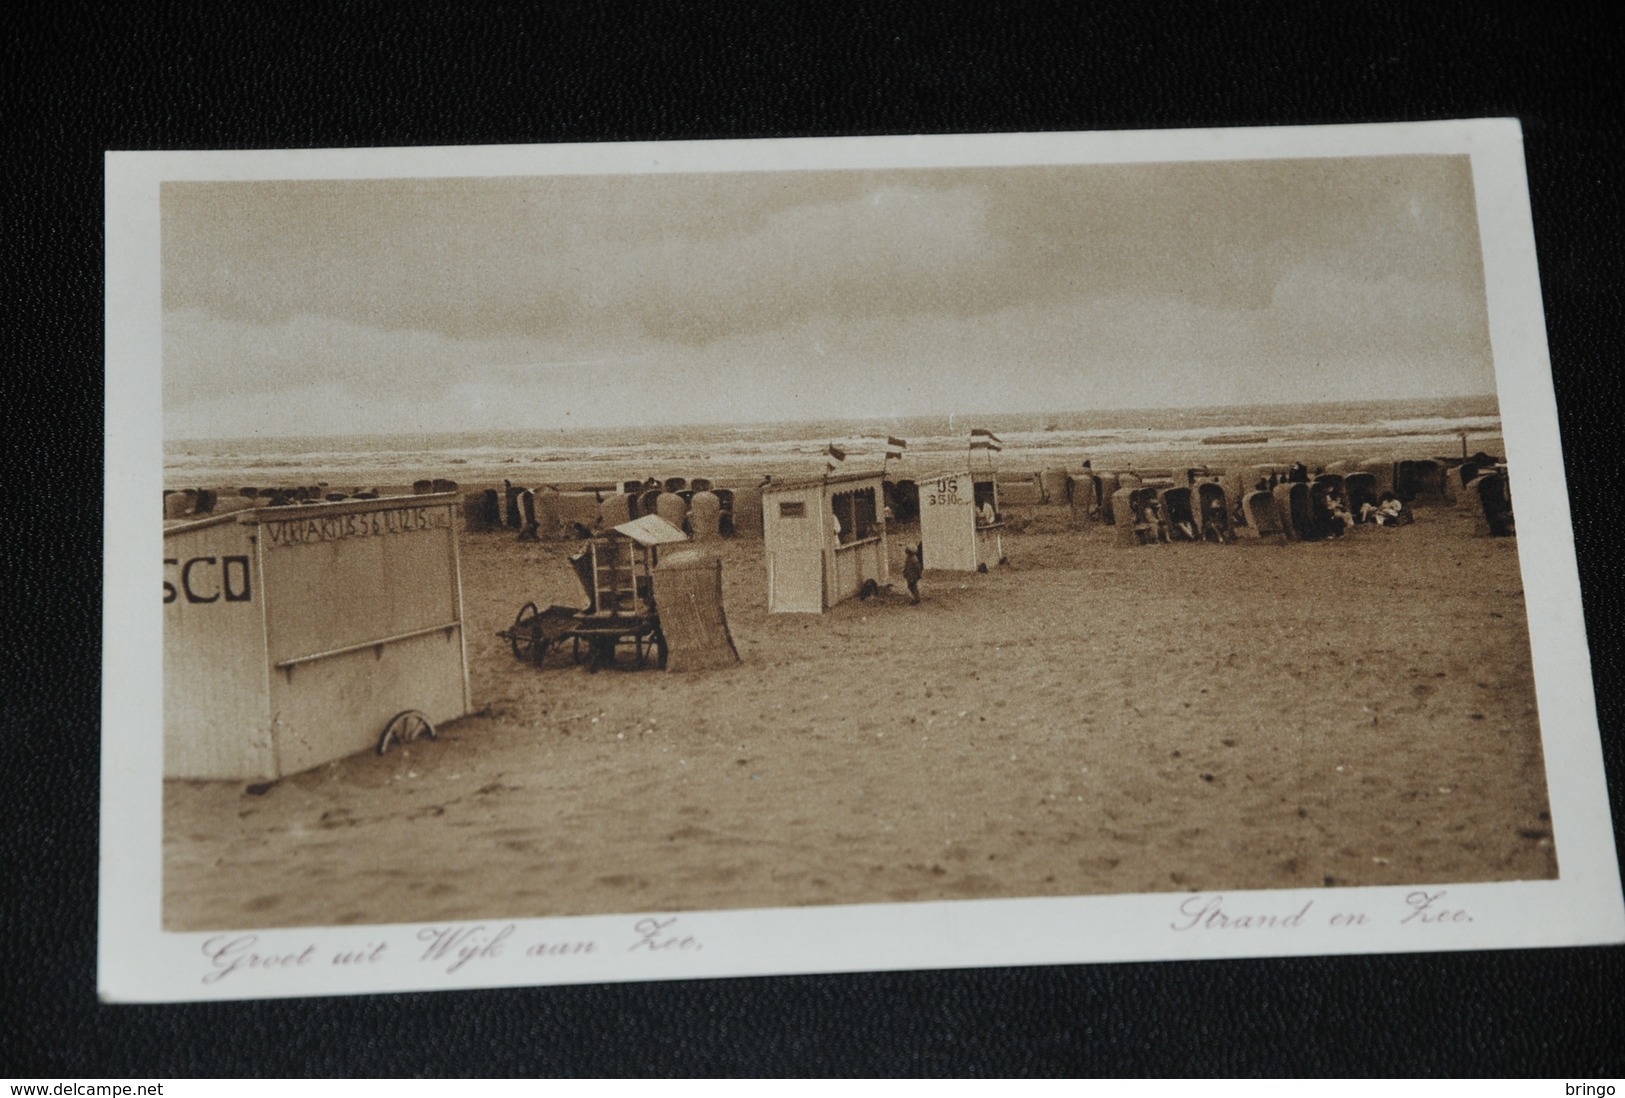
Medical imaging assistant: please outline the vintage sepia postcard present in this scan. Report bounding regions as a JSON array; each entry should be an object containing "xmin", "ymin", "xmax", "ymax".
[{"xmin": 102, "ymin": 120, "xmax": 1623, "ymax": 1002}]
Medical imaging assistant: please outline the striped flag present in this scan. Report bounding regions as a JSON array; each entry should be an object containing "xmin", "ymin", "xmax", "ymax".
[
  {"xmin": 825, "ymin": 443, "xmax": 847, "ymax": 471},
  {"xmin": 885, "ymin": 436, "xmax": 907, "ymax": 461},
  {"xmin": 970, "ymin": 428, "xmax": 1003, "ymax": 453}
]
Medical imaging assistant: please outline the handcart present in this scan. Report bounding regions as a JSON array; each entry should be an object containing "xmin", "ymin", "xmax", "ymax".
[
  {"xmin": 496, "ymin": 514, "xmax": 688, "ymax": 673},
  {"xmin": 497, "ymin": 603, "xmax": 583, "ymax": 667}
]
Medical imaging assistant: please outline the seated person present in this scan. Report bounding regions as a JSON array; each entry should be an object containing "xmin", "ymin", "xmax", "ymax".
[
  {"xmin": 1326, "ymin": 498, "xmax": 1354, "ymax": 533},
  {"xmin": 1137, "ymin": 500, "xmax": 1166, "ymax": 543},
  {"xmin": 1370, "ymin": 493, "xmax": 1409, "ymax": 527}
]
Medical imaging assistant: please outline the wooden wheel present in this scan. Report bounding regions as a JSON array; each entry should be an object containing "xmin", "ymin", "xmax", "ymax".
[
  {"xmin": 508, "ymin": 602, "xmax": 547, "ymax": 664},
  {"xmin": 377, "ymin": 709, "xmax": 437, "ymax": 755}
]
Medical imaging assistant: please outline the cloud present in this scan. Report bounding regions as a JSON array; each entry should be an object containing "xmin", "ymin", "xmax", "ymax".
[
  {"xmin": 164, "ymin": 178, "xmax": 1012, "ymax": 350},
  {"xmin": 163, "ymin": 306, "xmax": 648, "ymax": 409},
  {"xmin": 161, "ymin": 156, "xmax": 1496, "ymax": 437}
]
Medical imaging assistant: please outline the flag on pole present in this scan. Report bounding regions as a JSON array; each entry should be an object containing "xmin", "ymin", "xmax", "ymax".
[
  {"xmin": 969, "ymin": 428, "xmax": 1003, "ymax": 453},
  {"xmin": 885, "ymin": 436, "xmax": 907, "ymax": 461},
  {"xmin": 825, "ymin": 443, "xmax": 847, "ymax": 471}
]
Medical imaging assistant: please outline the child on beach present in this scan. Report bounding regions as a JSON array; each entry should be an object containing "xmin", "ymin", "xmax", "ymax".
[{"xmin": 903, "ymin": 546, "xmax": 923, "ymax": 604}]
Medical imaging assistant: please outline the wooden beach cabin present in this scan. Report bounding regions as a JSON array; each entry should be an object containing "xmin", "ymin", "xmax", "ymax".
[
  {"xmin": 918, "ymin": 470, "xmax": 1005, "ymax": 572},
  {"xmin": 163, "ymin": 493, "xmax": 472, "ymax": 782},
  {"xmin": 761, "ymin": 471, "xmax": 889, "ymax": 613}
]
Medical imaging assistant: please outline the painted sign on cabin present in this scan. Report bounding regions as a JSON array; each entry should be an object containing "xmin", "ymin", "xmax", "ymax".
[{"xmin": 918, "ymin": 470, "xmax": 1004, "ymax": 572}]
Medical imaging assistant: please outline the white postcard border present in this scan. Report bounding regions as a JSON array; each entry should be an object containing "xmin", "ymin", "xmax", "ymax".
[{"xmin": 102, "ymin": 120, "xmax": 1624, "ymax": 1003}]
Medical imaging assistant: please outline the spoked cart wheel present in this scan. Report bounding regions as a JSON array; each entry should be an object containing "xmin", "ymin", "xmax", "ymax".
[
  {"xmin": 508, "ymin": 602, "xmax": 549, "ymax": 665},
  {"xmin": 377, "ymin": 709, "xmax": 437, "ymax": 755}
]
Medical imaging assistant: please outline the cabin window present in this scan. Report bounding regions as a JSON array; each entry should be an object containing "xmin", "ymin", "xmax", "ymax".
[
  {"xmin": 778, "ymin": 501, "xmax": 806, "ymax": 518},
  {"xmin": 832, "ymin": 488, "xmax": 879, "ymax": 543},
  {"xmin": 973, "ymin": 479, "xmax": 998, "ymax": 520}
]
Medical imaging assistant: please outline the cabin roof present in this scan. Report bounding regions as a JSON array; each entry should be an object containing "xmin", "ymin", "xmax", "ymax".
[
  {"xmin": 610, "ymin": 514, "xmax": 690, "ymax": 546},
  {"xmin": 162, "ymin": 492, "xmax": 464, "ymax": 536},
  {"xmin": 761, "ymin": 470, "xmax": 886, "ymax": 494}
]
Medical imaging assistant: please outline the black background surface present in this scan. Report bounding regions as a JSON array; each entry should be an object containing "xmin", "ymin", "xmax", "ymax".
[{"xmin": 5, "ymin": 1, "xmax": 1623, "ymax": 1078}]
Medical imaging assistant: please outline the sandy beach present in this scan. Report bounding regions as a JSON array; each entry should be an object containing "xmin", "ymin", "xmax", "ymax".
[{"xmin": 162, "ymin": 448, "xmax": 1554, "ymax": 932}]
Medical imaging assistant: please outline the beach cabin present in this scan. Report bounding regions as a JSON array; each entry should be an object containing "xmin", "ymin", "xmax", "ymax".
[
  {"xmin": 163, "ymin": 493, "xmax": 472, "ymax": 782},
  {"xmin": 761, "ymin": 471, "xmax": 889, "ymax": 613},
  {"xmin": 918, "ymin": 470, "xmax": 1005, "ymax": 572}
]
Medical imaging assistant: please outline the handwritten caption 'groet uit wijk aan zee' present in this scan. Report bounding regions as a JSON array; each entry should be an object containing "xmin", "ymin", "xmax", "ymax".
[{"xmin": 198, "ymin": 916, "xmax": 699, "ymax": 984}]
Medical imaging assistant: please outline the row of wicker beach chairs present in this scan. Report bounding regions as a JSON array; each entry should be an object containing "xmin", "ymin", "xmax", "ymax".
[
  {"xmin": 472, "ymin": 477, "xmax": 768, "ymax": 541},
  {"xmin": 1063, "ymin": 457, "xmax": 1513, "ymax": 545},
  {"xmin": 163, "ymin": 480, "xmax": 462, "ymax": 519}
]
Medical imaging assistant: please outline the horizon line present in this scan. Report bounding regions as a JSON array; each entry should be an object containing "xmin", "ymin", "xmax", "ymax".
[{"xmin": 164, "ymin": 391, "xmax": 1501, "ymax": 447}]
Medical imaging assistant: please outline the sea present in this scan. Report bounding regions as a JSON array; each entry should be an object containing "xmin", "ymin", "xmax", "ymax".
[{"xmin": 165, "ymin": 395, "xmax": 1502, "ymax": 489}]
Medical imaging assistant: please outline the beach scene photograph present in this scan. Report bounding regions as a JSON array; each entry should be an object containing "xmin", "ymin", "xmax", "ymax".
[{"xmin": 156, "ymin": 150, "xmax": 1552, "ymax": 933}]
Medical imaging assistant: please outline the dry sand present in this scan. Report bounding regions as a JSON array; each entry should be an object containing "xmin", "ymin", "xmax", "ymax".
[{"xmin": 163, "ymin": 465, "xmax": 1554, "ymax": 931}]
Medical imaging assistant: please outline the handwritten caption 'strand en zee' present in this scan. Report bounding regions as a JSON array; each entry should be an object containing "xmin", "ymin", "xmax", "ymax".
[
  {"xmin": 198, "ymin": 916, "xmax": 699, "ymax": 984},
  {"xmin": 1171, "ymin": 890, "xmax": 1473, "ymax": 931}
]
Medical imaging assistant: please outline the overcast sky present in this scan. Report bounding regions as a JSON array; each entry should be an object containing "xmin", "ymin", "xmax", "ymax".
[{"xmin": 162, "ymin": 155, "xmax": 1493, "ymax": 438}]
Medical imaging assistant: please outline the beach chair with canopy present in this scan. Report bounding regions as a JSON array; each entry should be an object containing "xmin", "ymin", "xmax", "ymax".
[
  {"xmin": 1112, "ymin": 487, "xmax": 1163, "ymax": 545},
  {"xmin": 1359, "ymin": 459, "xmax": 1396, "ymax": 497},
  {"xmin": 1159, "ymin": 485, "xmax": 1198, "ymax": 541},
  {"xmin": 1195, "ymin": 481, "xmax": 1235, "ymax": 543},
  {"xmin": 1272, "ymin": 482, "xmax": 1313, "ymax": 540},
  {"xmin": 1309, "ymin": 478, "xmax": 1348, "ymax": 538},
  {"xmin": 1395, "ymin": 459, "xmax": 1449, "ymax": 505},
  {"xmin": 1067, "ymin": 473, "xmax": 1100, "ymax": 525},
  {"xmin": 1094, "ymin": 473, "xmax": 1119, "ymax": 524},
  {"xmin": 1473, "ymin": 472, "xmax": 1516, "ymax": 537},
  {"xmin": 713, "ymin": 488, "xmax": 736, "ymax": 536},
  {"xmin": 1109, "ymin": 488, "xmax": 1138, "ymax": 545},
  {"xmin": 1311, "ymin": 473, "xmax": 1346, "ymax": 508},
  {"xmin": 1344, "ymin": 472, "xmax": 1380, "ymax": 520},
  {"xmin": 1241, "ymin": 490, "xmax": 1286, "ymax": 540}
]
